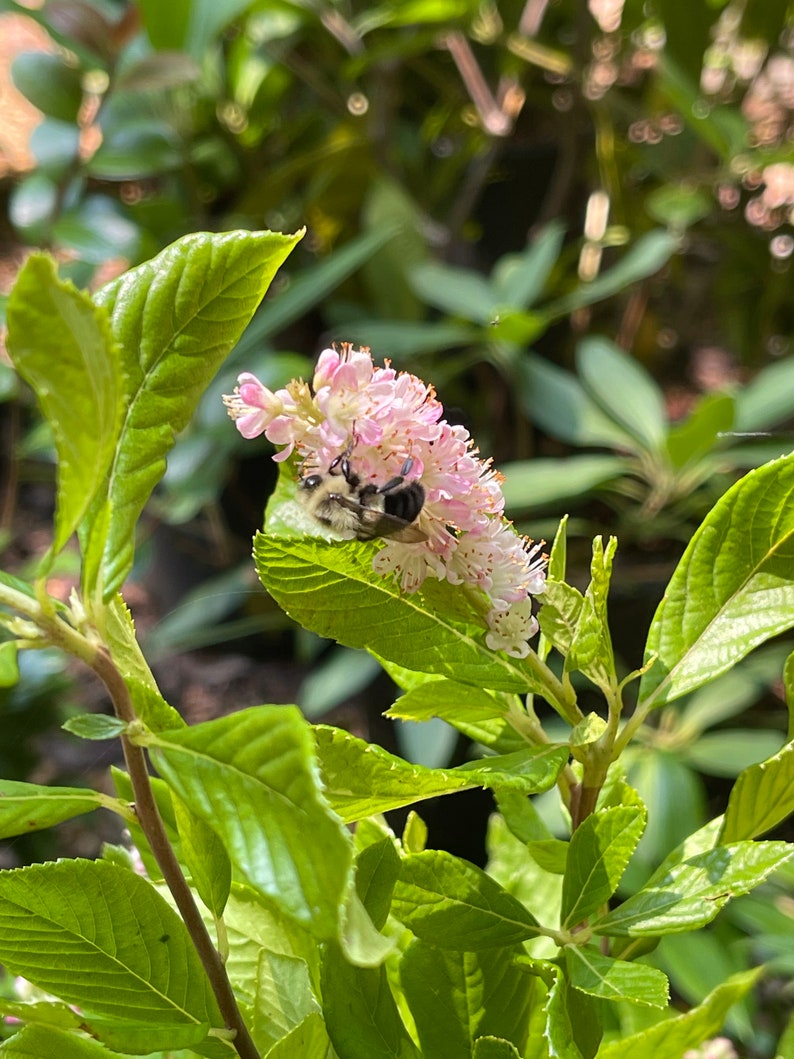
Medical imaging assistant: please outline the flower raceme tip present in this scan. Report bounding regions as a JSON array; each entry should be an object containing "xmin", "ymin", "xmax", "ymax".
[{"xmin": 223, "ymin": 344, "xmax": 547, "ymax": 658}]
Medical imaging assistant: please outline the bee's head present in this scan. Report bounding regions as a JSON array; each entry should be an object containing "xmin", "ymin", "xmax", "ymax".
[{"xmin": 300, "ymin": 474, "xmax": 323, "ymax": 493}]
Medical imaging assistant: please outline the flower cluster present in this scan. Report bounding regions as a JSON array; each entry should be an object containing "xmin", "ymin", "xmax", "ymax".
[{"xmin": 223, "ymin": 344, "xmax": 546, "ymax": 657}]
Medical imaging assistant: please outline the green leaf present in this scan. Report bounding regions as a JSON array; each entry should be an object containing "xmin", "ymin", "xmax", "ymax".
[
  {"xmin": 148, "ymin": 705, "xmax": 354, "ymax": 938},
  {"xmin": 666, "ymin": 391, "xmax": 735, "ymax": 470},
  {"xmin": 251, "ymin": 951, "xmax": 321, "ymax": 1055},
  {"xmin": 400, "ymin": 941, "xmax": 531, "ymax": 1058},
  {"xmin": 321, "ymin": 943, "xmax": 421, "ymax": 1059},
  {"xmin": 87, "ymin": 228, "xmax": 302, "ymax": 599},
  {"xmin": 544, "ymin": 231, "xmax": 677, "ymax": 318},
  {"xmin": 565, "ymin": 536, "xmax": 617, "ymax": 689},
  {"xmin": 576, "ymin": 338, "xmax": 667, "ymax": 453},
  {"xmin": 501, "ymin": 455, "xmax": 629, "ymax": 512},
  {"xmin": 735, "ymin": 356, "xmax": 794, "ymax": 432},
  {"xmin": 594, "ymin": 840, "xmax": 793, "ymax": 936},
  {"xmin": 561, "ymin": 806, "xmax": 646, "ymax": 928},
  {"xmin": 11, "ymin": 52, "xmax": 83, "ymax": 123},
  {"xmin": 386, "ymin": 678, "xmax": 525, "ymax": 753},
  {"xmin": 355, "ymin": 836, "xmax": 401, "ymax": 932},
  {"xmin": 515, "ymin": 355, "xmax": 638, "ymax": 450},
  {"xmin": 315, "ymin": 724, "xmax": 568, "ymax": 823},
  {"xmin": 721, "ymin": 741, "xmax": 794, "ymax": 841},
  {"xmin": 0, "ymin": 1024, "xmax": 118, "ymax": 1058},
  {"xmin": 0, "ymin": 641, "xmax": 19, "ymax": 687},
  {"xmin": 6, "ymin": 255, "xmax": 123, "ymax": 557},
  {"xmin": 265, "ymin": 1011, "xmax": 332, "ymax": 1059},
  {"xmin": 681, "ymin": 729, "xmax": 784, "ymax": 778},
  {"xmin": 0, "ymin": 997, "xmax": 80, "ymax": 1032},
  {"xmin": 410, "ymin": 261, "xmax": 496, "ymax": 324},
  {"xmin": 491, "ymin": 222, "xmax": 565, "ymax": 309},
  {"xmin": 0, "ymin": 780, "xmax": 104, "ymax": 839},
  {"xmin": 61, "ymin": 714, "xmax": 127, "ymax": 740},
  {"xmin": 473, "ymin": 1038, "xmax": 522, "ymax": 1059},
  {"xmin": 0, "ymin": 859, "xmax": 223, "ymax": 1044},
  {"xmin": 639, "ymin": 452, "xmax": 794, "ymax": 708},
  {"xmin": 392, "ymin": 850, "xmax": 541, "ymax": 950},
  {"xmin": 255, "ymin": 533, "xmax": 556, "ymax": 698},
  {"xmin": 645, "ymin": 184, "xmax": 711, "ymax": 230},
  {"xmin": 595, "ymin": 968, "xmax": 761, "ymax": 1058},
  {"xmin": 171, "ymin": 793, "xmax": 231, "ymax": 918},
  {"xmin": 565, "ymin": 946, "xmax": 668, "ymax": 1007}
]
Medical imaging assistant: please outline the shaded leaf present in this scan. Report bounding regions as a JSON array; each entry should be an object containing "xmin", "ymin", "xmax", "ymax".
[{"xmin": 0, "ymin": 780, "xmax": 104, "ymax": 840}]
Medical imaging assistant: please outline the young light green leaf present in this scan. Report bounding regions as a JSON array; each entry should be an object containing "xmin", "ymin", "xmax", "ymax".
[
  {"xmin": 564, "ymin": 946, "xmax": 668, "ymax": 1007},
  {"xmin": 594, "ymin": 840, "xmax": 792, "ymax": 936},
  {"xmin": 0, "ymin": 780, "xmax": 105, "ymax": 839},
  {"xmin": 0, "ymin": 859, "xmax": 223, "ymax": 1049},
  {"xmin": 386, "ymin": 679, "xmax": 525, "ymax": 753},
  {"xmin": 171, "ymin": 792, "xmax": 231, "ymax": 919},
  {"xmin": 6, "ymin": 255, "xmax": 123, "ymax": 557},
  {"xmin": 255, "ymin": 533, "xmax": 558, "ymax": 699},
  {"xmin": 561, "ymin": 806, "xmax": 646, "ymax": 928},
  {"xmin": 392, "ymin": 850, "xmax": 541, "ymax": 950},
  {"xmin": 0, "ymin": 997, "xmax": 80, "ymax": 1032},
  {"xmin": 250, "ymin": 951, "xmax": 320, "ymax": 1055},
  {"xmin": 595, "ymin": 968, "xmax": 761, "ymax": 1058},
  {"xmin": 355, "ymin": 836, "xmax": 401, "ymax": 931},
  {"xmin": 514, "ymin": 957, "xmax": 581, "ymax": 1059},
  {"xmin": 61, "ymin": 714, "xmax": 127, "ymax": 740},
  {"xmin": 148, "ymin": 705, "xmax": 354, "ymax": 938},
  {"xmin": 86, "ymin": 228, "xmax": 302, "ymax": 599},
  {"xmin": 576, "ymin": 337, "xmax": 667, "ymax": 453},
  {"xmin": 315, "ymin": 724, "xmax": 568, "ymax": 823},
  {"xmin": 0, "ymin": 641, "xmax": 19, "ymax": 687},
  {"xmin": 321, "ymin": 943, "xmax": 421, "ymax": 1059},
  {"xmin": 265, "ymin": 1011, "xmax": 332, "ymax": 1059},
  {"xmin": 400, "ymin": 941, "xmax": 531, "ymax": 1058},
  {"xmin": 565, "ymin": 536, "xmax": 617, "ymax": 689},
  {"xmin": 720, "ymin": 741, "xmax": 794, "ymax": 841},
  {"xmin": 640, "ymin": 452, "xmax": 794, "ymax": 708}
]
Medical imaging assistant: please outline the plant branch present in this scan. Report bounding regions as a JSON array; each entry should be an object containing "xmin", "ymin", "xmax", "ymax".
[{"xmin": 90, "ymin": 647, "xmax": 261, "ymax": 1059}]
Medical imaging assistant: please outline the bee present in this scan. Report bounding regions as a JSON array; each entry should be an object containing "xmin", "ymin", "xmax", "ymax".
[{"xmin": 299, "ymin": 448, "xmax": 428, "ymax": 543}]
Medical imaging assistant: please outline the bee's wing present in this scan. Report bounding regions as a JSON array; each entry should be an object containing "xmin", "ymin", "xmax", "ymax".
[{"xmin": 331, "ymin": 494, "xmax": 428, "ymax": 543}]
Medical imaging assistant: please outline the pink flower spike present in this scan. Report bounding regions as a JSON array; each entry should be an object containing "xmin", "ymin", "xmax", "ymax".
[{"xmin": 223, "ymin": 372, "xmax": 284, "ymax": 439}]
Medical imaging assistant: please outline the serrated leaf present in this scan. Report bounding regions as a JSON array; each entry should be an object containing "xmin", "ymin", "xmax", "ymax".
[
  {"xmin": 594, "ymin": 840, "xmax": 793, "ymax": 936},
  {"xmin": 6, "ymin": 255, "xmax": 123, "ymax": 557},
  {"xmin": 639, "ymin": 452, "xmax": 794, "ymax": 708},
  {"xmin": 0, "ymin": 998, "xmax": 80, "ymax": 1031},
  {"xmin": 86, "ymin": 228, "xmax": 302, "ymax": 599},
  {"xmin": 61, "ymin": 714, "xmax": 127, "ymax": 740},
  {"xmin": 148, "ymin": 705, "xmax": 354, "ymax": 938},
  {"xmin": 265, "ymin": 1011, "xmax": 332, "ymax": 1059},
  {"xmin": 473, "ymin": 1038, "xmax": 522, "ymax": 1059},
  {"xmin": 321, "ymin": 943, "xmax": 421, "ymax": 1059},
  {"xmin": 392, "ymin": 850, "xmax": 541, "ymax": 950},
  {"xmin": 251, "ymin": 951, "xmax": 320, "ymax": 1055},
  {"xmin": 386, "ymin": 679, "xmax": 525, "ymax": 753},
  {"xmin": 0, "ymin": 860, "xmax": 223, "ymax": 1047},
  {"xmin": 576, "ymin": 338, "xmax": 667, "ymax": 453},
  {"xmin": 720, "ymin": 740, "xmax": 794, "ymax": 841},
  {"xmin": 0, "ymin": 780, "xmax": 104, "ymax": 839},
  {"xmin": 564, "ymin": 946, "xmax": 668, "ymax": 1007},
  {"xmin": 171, "ymin": 793, "xmax": 231, "ymax": 918},
  {"xmin": 255, "ymin": 533, "xmax": 558, "ymax": 699},
  {"xmin": 315, "ymin": 724, "xmax": 568, "ymax": 822},
  {"xmin": 401, "ymin": 941, "xmax": 531, "ymax": 1058},
  {"xmin": 355, "ymin": 836, "xmax": 401, "ymax": 931},
  {"xmin": 561, "ymin": 806, "xmax": 646, "ymax": 927},
  {"xmin": 595, "ymin": 968, "xmax": 761, "ymax": 1058},
  {"xmin": 0, "ymin": 1024, "xmax": 116, "ymax": 1058}
]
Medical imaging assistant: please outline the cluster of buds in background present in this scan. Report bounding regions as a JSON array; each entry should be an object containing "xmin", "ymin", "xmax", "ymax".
[{"xmin": 224, "ymin": 344, "xmax": 546, "ymax": 658}]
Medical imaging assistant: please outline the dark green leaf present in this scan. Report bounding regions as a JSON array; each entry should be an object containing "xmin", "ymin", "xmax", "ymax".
[
  {"xmin": 11, "ymin": 51, "xmax": 83, "ymax": 123},
  {"xmin": 171, "ymin": 793, "xmax": 231, "ymax": 918},
  {"xmin": 666, "ymin": 392, "xmax": 735, "ymax": 470}
]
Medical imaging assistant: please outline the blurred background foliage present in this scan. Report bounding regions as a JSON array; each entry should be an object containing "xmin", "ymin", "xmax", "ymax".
[{"xmin": 1, "ymin": 1, "xmax": 794, "ymax": 1050}]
